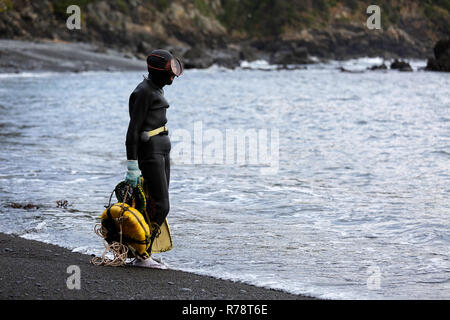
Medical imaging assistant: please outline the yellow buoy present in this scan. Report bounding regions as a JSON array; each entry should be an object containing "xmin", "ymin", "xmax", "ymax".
[{"xmin": 100, "ymin": 203, "xmax": 150, "ymax": 258}]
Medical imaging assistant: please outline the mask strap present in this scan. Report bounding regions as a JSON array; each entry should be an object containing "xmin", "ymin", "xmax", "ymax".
[{"xmin": 147, "ymin": 54, "xmax": 170, "ymax": 72}]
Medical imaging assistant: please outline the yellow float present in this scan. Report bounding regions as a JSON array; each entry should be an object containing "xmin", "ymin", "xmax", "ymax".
[
  {"xmin": 100, "ymin": 202, "xmax": 151, "ymax": 258},
  {"xmin": 99, "ymin": 177, "xmax": 173, "ymax": 259}
]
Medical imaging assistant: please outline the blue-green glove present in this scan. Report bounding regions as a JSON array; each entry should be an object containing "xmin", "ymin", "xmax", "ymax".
[{"xmin": 125, "ymin": 160, "xmax": 140, "ymax": 187}]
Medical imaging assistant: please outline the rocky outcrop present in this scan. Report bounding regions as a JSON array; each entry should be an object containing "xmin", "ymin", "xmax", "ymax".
[
  {"xmin": 368, "ymin": 63, "xmax": 388, "ymax": 71},
  {"xmin": 0, "ymin": 0, "xmax": 229, "ymax": 63},
  {"xmin": 426, "ymin": 39, "xmax": 450, "ymax": 72},
  {"xmin": 269, "ymin": 45, "xmax": 311, "ymax": 65},
  {"xmin": 390, "ymin": 59, "xmax": 413, "ymax": 72}
]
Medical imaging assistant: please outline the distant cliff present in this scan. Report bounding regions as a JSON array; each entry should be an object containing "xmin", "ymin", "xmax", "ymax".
[{"xmin": 0, "ymin": 0, "xmax": 449, "ymax": 68}]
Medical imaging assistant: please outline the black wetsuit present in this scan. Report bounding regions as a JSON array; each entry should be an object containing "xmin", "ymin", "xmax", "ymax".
[{"xmin": 126, "ymin": 75, "xmax": 171, "ymax": 227}]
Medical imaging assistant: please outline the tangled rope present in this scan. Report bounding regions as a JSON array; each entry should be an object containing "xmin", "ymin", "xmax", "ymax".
[
  {"xmin": 91, "ymin": 186, "xmax": 133, "ymax": 267},
  {"xmin": 90, "ymin": 223, "xmax": 130, "ymax": 267}
]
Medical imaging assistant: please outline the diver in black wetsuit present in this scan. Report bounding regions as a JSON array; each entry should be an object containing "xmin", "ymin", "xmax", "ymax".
[{"xmin": 124, "ymin": 49, "xmax": 182, "ymax": 265}]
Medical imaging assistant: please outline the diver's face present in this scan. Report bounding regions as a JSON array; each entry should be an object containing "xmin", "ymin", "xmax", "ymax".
[
  {"xmin": 150, "ymin": 69, "xmax": 175, "ymax": 87},
  {"xmin": 163, "ymin": 72, "xmax": 174, "ymax": 86}
]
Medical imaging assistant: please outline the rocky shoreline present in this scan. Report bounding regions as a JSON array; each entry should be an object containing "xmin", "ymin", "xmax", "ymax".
[
  {"xmin": 1, "ymin": 0, "xmax": 448, "ymax": 73},
  {"xmin": 1, "ymin": 36, "xmax": 448, "ymax": 74},
  {"xmin": 1, "ymin": 38, "xmax": 447, "ymax": 75}
]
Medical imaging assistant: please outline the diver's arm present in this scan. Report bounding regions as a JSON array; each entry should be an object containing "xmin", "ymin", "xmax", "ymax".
[{"xmin": 125, "ymin": 92, "xmax": 148, "ymax": 160}]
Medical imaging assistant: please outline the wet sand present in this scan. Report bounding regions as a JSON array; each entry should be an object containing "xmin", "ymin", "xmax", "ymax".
[
  {"xmin": 0, "ymin": 233, "xmax": 316, "ymax": 300},
  {"xmin": 0, "ymin": 39, "xmax": 144, "ymax": 73}
]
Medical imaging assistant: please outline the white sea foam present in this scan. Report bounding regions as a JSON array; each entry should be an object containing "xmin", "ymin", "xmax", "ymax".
[
  {"xmin": 0, "ymin": 72, "xmax": 59, "ymax": 78},
  {"xmin": 240, "ymin": 59, "xmax": 277, "ymax": 70}
]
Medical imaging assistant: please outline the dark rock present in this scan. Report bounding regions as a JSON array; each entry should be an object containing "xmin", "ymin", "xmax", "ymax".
[
  {"xmin": 434, "ymin": 39, "xmax": 450, "ymax": 60},
  {"xmin": 6, "ymin": 202, "xmax": 39, "ymax": 209},
  {"xmin": 390, "ymin": 59, "xmax": 413, "ymax": 72},
  {"xmin": 269, "ymin": 46, "xmax": 311, "ymax": 65},
  {"xmin": 136, "ymin": 41, "xmax": 152, "ymax": 55},
  {"xmin": 23, "ymin": 203, "xmax": 39, "ymax": 210},
  {"xmin": 238, "ymin": 42, "xmax": 261, "ymax": 62},
  {"xmin": 368, "ymin": 63, "xmax": 388, "ymax": 71},
  {"xmin": 426, "ymin": 39, "xmax": 450, "ymax": 72},
  {"xmin": 180, "ymin": 46, "xmax": 241, "ymax": 69},
  {"xmin": 182, "ymin": 46, "xmax": 214, "ymax": 69},
  {"xmin": 426, "ymin": 58, "xmax": 439, "ymax": 71},
  {"xmin": 8, "ymin": 202, "xmax": 22, "ymax": 209},
  {"xmin": 211, "ymin": 48, "xmax": 241, "ymax": 69},
  {"xmin": 276, "ymin": 65, "xmax": 307, "ymax": 71}
]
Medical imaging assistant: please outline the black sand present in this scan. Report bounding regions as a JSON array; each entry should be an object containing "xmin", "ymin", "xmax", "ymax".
[{"xmin": 0, "ymin": 233, "xmax": 316, "ymax": 300}]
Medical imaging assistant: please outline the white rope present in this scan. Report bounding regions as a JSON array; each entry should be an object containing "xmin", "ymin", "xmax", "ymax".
[{"xmin": 90, "ymin": 224, "xmax": 129, "ymax": 267}]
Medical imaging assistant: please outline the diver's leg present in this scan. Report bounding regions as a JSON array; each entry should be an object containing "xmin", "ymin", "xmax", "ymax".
[{"xmin": 139, "ymin": 154, "xmax": 170, "ymax": 227}]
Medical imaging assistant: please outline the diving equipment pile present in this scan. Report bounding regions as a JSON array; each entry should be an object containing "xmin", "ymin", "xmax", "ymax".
[{"xmin": 91, "ymin": 178, "xmax": 172, "ymax": 266}]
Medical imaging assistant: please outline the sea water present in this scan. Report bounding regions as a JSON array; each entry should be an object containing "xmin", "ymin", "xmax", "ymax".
[{"xmin": 0, "ymin": 59, "xmax": 449, "ymax": 299}]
